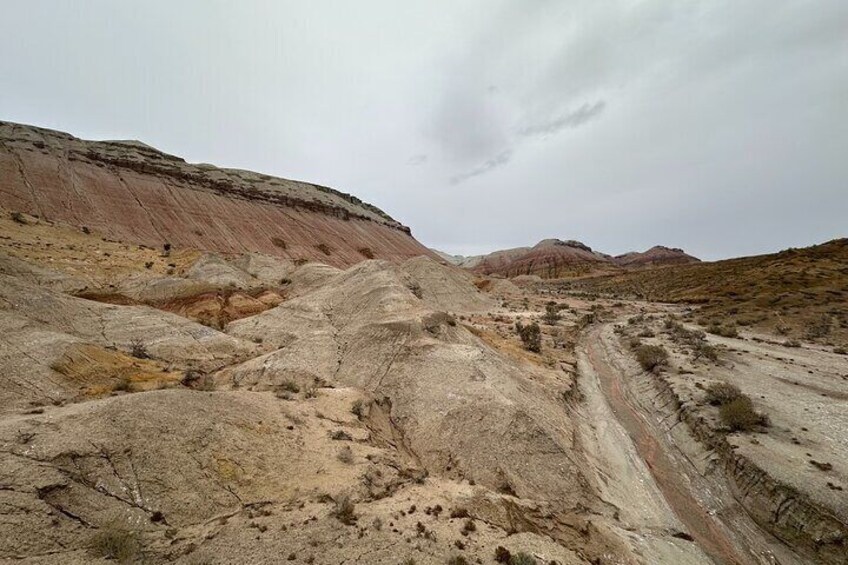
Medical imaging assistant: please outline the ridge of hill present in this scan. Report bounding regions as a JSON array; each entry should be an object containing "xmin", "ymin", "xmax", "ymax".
[{"xmin": 0, "ymin": 121, "xmax": 436, "ymax": 267}]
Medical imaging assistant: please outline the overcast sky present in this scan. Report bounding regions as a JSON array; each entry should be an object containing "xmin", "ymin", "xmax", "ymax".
[{"xmin": 2, "ymin": 1, "xmax": 846, "ymax": 260}]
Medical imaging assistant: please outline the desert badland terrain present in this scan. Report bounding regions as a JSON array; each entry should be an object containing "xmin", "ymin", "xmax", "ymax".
[{"xmin": 0, "ymin": 122, "xmax": 846, "ymax": 565}]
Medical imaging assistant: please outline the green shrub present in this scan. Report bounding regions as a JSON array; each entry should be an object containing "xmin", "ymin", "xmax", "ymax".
[{"xmin": 634, "ymin": 344, "xmax": 668, "ymax": 372}]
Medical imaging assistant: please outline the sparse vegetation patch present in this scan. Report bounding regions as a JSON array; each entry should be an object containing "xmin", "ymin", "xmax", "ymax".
[
  {"xmin": 634, "ymin": 344, "xmax": 668, "ymax": 372},
  {"xmin": 515, "ymin": 321, "xmax": 542, "ymax": 352},
  {"xmin": 89, "ymin": 527, "xmax": 141, "ymax": 562},
  {"xmin": 720, "ymin": 396, "xmax": 769, "ymax": 431}
]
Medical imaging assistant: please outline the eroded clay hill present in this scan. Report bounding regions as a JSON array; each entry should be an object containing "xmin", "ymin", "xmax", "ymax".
[
  {"xmin": 455, "ymin": 240, "xmax": 698, "ymax": 280},
  {"xmin": 0, "ymin": 121, "xmax": 436, "ymax": 267},
  {"xmin": 471, "ymin": 239, "xmax": 616, "ymax": 279},
  {"xmin": 0, "ymin": 214, "xmax": 715, "ymax": 564},
  {"xmin": 613, "ymin": 245, "xmax": 700, "ymax": 269}
]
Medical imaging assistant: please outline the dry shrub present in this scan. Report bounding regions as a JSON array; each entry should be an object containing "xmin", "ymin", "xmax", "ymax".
[
  {"xmin": 332, "ymin": 495, "xmax": 357, "ymax": 525},
  {"xmin": 351, "ymin": 399, "xmax": 367, "ymax": 419},
  {"xmin": 541, "ymin": 302, "xmax": 561, "ymax": 325},
  {"xmin": 89, "ymin": 527, "xmax": 141, "ymax": 562},
  {"xmin": 693, "ymin": 341, "xmax": 719, "ymax": 362},
  {"xmin": 495, "ymin": 546, "xmax": 512, "ymax": 563},
  {"xmin": 337, "ymin": 445, "xmax": 354, "ymax": 464},
  {"xmin": 358, "ymin": 247, "xmax": 375, "ymax": 259},
  {"xmin": 720, "ymin": 396, "xmax": 769, "ymax": 431},
  {"xmin": 449, "ymin": 507, "xmax": 469, "ymax": 519},
  {"xmin": 271, "ymin": 237, "xmax": 287, "ymax": 250},
  {"xmin": 509, "ymin": 553, "xmax": 538, "ymax": 565},
  {"xmin": 474, "ymin": 279, "xmax": 491, "ymax": 291},
  {"xmin": 805, "ymin": 314, "xmax": 832, "ymax": 339},
  {"xmin": 278, "ymin": 380, "xmax": 300, "ymax": 393},
  {"xmin": 494, "ymin": 547, "xmax": 536, "ymax": 564},
  {"xmin": 112, "ymin": 377, "xmax": 133, "ymax": 393},
  {"xmin": 515, "ymin": 321, "xmax": 542, "ymax": 353},
  {"xmin": 704, "ymin": 382, "xmax": 742, "ymax": 406},
  {"xmin": 407, "ymin": 282, "xmax": 423, "ymax": 299},
  {"xmin": 707, "ymin": 324, "xmax": 738, "ymax": 338},
  {"xmin": 460, "ymin": 518, "xmax": 476, "ymax": 536},
  {"xmin": 128, "ymin": 339, "xmax": 149, "ymax": 359},
  {"xmin": 634, "ymin": 344, "xmax": 668, "ymax": 372}
]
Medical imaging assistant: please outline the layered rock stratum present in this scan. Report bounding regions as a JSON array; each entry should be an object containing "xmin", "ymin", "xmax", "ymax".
[
  {"xmin": 437, "ymin": 240, "xmax": 699, "ymax": 280},
  {"xmin": 468, "ymin": 239, "xmax": 615, "ymax": 279},
  {"xmin": 613, "ymin": 245, "xmax": 700, "ymax": 268},
  {"xmin": 0, "ymin": 121, "xmax": 435, "ymax": 267}
]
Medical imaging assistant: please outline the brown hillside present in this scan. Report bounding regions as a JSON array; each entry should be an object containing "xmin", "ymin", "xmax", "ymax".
[{"xmin": 559, "ymin": 239, "xmax": 848, "ymax": 345}]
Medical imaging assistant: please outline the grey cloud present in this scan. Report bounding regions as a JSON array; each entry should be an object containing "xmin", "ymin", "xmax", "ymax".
[
  {"xmin": 1, "ymin": 0, "xmax": 845, "ymax": 261},
  {"xmin": 426, "ymin": 83, "xmax": 509, "ymax": 166},
  {"xmin": 450, "ymin": 149, "xmax": 513, "ymax": 185},
  {"xmin": 518, "ymin": 101, "xmax": 606, "ymax": 137}
]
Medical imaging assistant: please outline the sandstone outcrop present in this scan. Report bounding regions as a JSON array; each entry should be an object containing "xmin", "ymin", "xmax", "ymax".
[
  {"xmin": 471, "ymin": 239, "xmax": 615, "ymax": 279},
  {"xmin": 613, "ymin": 245, "xmax": 700, "ymax": 268},
  {"xmin": 0, "ymin": 121, "xmax": 436, "ymax": 267}
]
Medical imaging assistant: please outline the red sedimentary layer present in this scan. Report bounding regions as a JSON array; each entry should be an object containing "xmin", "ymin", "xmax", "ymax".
[{"xmin": 0, "ymin": 121, "xmax": 436, "ymax": 267}]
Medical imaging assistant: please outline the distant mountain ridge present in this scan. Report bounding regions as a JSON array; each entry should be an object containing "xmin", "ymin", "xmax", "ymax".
[
  {"xmin": 614, "ymin": 245, "xmax": 700, "ymax": 268},
  {"xmin": 431, "ymin": 239, "xmax": 699, "ymax": 279}
]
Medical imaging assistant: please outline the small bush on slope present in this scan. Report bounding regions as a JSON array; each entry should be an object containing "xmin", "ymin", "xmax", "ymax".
[
  {"xmin": 720, "ymin": 396, "xmax": 769, "ymax": 431},
  {"xmin": 89, "ymin": 527, "xmax": 141, "ymax": 562},
  {"xmin": 515, "ymin": 321, "xmax": 542, "ymax": 353},
  {"xmin": 634, "ymin": 344, "xmax": 668, "ymax": 372},
  {"xmin": 704, "ymin": 382, "xmax": 742, "ymax": 406}
]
